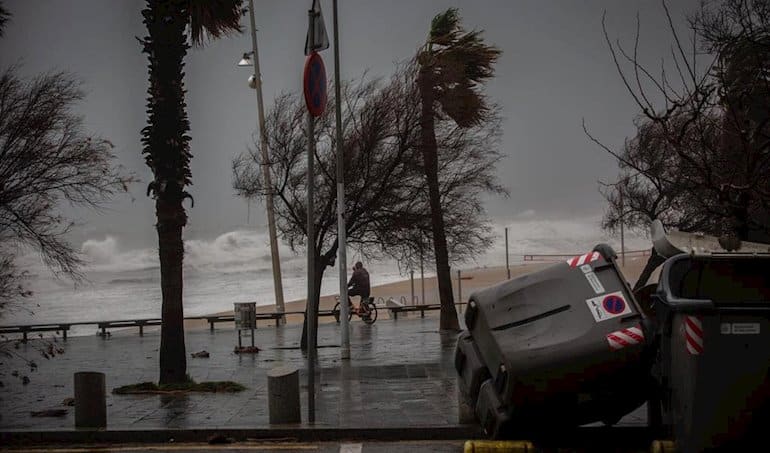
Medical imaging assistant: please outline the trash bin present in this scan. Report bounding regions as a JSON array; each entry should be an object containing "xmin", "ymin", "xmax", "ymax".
[
  {"xmin": 652, "ymin": 253, "xmax": 770, "ymax": 453},
  {"xmin": 457, "ymin": 244, "xmax": 653, "ymax": 437}
]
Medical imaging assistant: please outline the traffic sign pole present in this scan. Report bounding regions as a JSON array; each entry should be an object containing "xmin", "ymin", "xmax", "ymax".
[
  {"xmin": 306, "ymin": 6, "xmax": 317, "ymax": 425},
  {"xmin": 304, "ymin": 0, "xmax": 329, "ymax": 424}
]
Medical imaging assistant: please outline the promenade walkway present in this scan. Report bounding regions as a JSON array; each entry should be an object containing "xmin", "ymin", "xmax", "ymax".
[{"xmin": 0, "ymin": 314, "xmax": 645, "ymax": 435}]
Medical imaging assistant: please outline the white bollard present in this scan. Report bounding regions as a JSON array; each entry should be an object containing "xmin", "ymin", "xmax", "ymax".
[{"xmin": 267, "ymin": 366, "xmax": 301, "ymax": 424}]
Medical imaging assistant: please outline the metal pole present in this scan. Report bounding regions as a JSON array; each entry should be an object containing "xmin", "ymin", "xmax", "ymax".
[
  {"xmin": 505, "ymin": 227, "xmax": 510, "ymax": 279},
  {"xmin": 306, "ymin": 114, "xmax": 317, "ymax": 423},
  {"xmin": 619, "ymin": 188, "xmax": 625, "ymax": 267},
  {"xmin": 306, "ymin": 8, "xmax": 317, "ymax": 425},
  {"xmin": 457, "ymin": 269, "xmax": 462, "ymax": 304},
  {"xmin": 247, "ymin": 0, "xmax": 286, "ymax": 321},
  {"xmin": 410, "ymin": 270, "xmax": 415, "ymax": 305},
  {"xmin": 420, "ymin": 255, "xmax": 425, "ymax": 305},
  {"xmin": 333, "ymin": 0, "xmax": 350, "ymax": 361}
]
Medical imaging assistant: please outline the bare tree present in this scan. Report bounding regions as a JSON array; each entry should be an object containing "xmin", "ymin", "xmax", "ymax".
[
  {"xmin": 233, "ymin": 67, "xmax": 505, "ymax": 347},
  {"xmin": 0, "ymin": 66, "xmax": 133, "ymax": 385},
  {"xmin": 0, "ymin": 67, "xmax": 134, "ymax": 308},
  {"xmin": 591, "ymin": 0, "xmax": 770, "ymax": 287},
  {"xmin": 384, "ymin": 105, "xmax": 507, "ymax": 273}
]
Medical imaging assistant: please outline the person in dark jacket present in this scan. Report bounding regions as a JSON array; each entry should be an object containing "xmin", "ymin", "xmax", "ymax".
[{"xmin": 347, "ymin": 261, "xmax": 370, "ymax": 310}]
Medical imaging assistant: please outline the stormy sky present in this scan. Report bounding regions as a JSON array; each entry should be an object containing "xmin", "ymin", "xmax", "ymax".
[{"xmin": 0, "ymin": 0, "xmax": 701, "ymax": 252}]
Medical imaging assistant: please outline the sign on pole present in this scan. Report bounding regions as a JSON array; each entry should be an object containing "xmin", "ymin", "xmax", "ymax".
[
  {"xmin": 304, "ymin": 0, "xmax": 330, "ymax": 55},
  {"xmin": 303, "ymin": 52, "xmax": 327, "ymax": 117}
]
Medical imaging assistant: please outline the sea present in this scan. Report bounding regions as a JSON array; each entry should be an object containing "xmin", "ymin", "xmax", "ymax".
[{"xmin": 2, "ymin": 216, "xmax": 649, "ymax": 337}]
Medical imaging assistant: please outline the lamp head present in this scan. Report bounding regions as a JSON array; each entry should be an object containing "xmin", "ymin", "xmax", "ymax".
[{"xmin": 237, "ymin": 52, "xmax": 252, "ymax": 67}]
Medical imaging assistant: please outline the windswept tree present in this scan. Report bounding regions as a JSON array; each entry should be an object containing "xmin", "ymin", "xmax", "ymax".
[
  {"xmin": 139, "ymin": 0, "xmax": 243, "ymax": 384},
  {"xmin": 416, "ymin": 8, "xmax": 501, "ymax": 330},
  {"xmin": 0, "ymin": 69, "xmax": 133, "ymax": 311},
  {"xmin": 233, "ymin": 67, "xmax": 505, "ymax": 347},
  {"xmin": 594, "ymin": 0, "xmax": 770, "ymax": 288}
]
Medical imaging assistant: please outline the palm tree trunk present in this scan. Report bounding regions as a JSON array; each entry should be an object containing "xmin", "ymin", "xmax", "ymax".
[
  {"xmin": 157, "ymin": 198, "xmax": 187, "ymax": 384},
  {"xmin": 142, "ymin": 0, "xmax": 190, "ymax": 384},
  {"xmin": 418, "ymin": 68, "xmax": 460, "ymax": 331}
]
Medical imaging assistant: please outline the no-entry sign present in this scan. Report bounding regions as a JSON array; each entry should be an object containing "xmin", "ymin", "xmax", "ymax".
[{"xmin": 303, "ymin": 52, "xmax": 327, "ymax": 117}]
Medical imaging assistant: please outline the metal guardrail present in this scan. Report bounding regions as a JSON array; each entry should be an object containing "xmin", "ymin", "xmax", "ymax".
[
  {"xmin": 0, "ymin": 309, "xmax": 313, "ymax": 340},
  {"xmin": 523, "ymin": 249, "xmax": 651, "ymax": 262}
]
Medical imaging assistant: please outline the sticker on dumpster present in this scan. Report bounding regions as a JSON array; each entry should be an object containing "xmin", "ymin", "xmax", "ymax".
[
  {"xmin": 585, "ymin": 291, "xmax": 632, "ymax": 322},
  {"xmin": 684, "ymin": 315, "xmax": 703, "ymax": 355},
  {"xmin": 567, "ymin": 251, "xmax": 601, "ymax": 268},
  {"xmin": 606, "ymin": 325, "xmax": 645, "ymax": 350},
  {"xmin": 584, "ymin": 271, "xmax": 605, "ymax": 294},
  {"xmin": 720, "ymin": 323, "xmax": 760, "ymax": 335}
]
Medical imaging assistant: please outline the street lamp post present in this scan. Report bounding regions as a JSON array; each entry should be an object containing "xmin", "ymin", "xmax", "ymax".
[{"xmin": 239, "ymin": 0, "xmax": 286, "ymax": 321}]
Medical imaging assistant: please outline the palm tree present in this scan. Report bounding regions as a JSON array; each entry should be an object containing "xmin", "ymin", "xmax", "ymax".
[
  {"xmin": 140, "ymin": 0, "xmax": 243, "ymax": 384},
  {"xmin": 417, "ymin": 9, "xmax": 500, "ymax": 330}
]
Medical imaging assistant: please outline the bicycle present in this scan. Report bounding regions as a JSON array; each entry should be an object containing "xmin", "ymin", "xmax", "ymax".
[{"xmin": 332, "ymin": 295, "xmax": 378, "ymax": 325}]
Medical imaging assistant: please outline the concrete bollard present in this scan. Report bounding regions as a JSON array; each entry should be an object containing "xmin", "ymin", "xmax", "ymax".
[
  {"xmin": 74, "ymin": 371, "xmax": 106, "ymax": 428},
  {"xmin": 267, "ymin": 366, "xmax": 300, "ymax": 424}
]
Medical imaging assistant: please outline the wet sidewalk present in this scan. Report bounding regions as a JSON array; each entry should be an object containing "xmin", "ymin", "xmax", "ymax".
[
  {"xmin": 1, "ymin": 314, "xmax": 465, "ymax": 431},
  {"xmin": 0, "ymin": 313, "xmax": 646, "ymax": 434}
]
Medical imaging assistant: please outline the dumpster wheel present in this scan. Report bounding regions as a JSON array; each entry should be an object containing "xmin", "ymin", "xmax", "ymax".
[{"xmin": 650, "ymin": 440, "xmax": 677, "ymax": 453}]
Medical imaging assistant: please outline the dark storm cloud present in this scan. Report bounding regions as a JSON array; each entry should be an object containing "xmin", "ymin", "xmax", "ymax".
[{"xmin": 0, "ymin": 0, "xmax": 701, "ymax": 248}]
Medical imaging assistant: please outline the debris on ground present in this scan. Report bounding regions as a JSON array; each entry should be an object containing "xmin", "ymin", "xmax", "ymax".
[
  {"xmin": 207, "ymin": 433, "xmax": 234, "ymax": 444},
  {"xmin": 61, "ymin": 397, "xmax": 75, "ymax": 406},
  {"xmin": 30, "ymin": 409, "xmax": 68, "ymax": 417},
  {"xmin": 233, "ymin": 346, "xmax": 260, "ymax": 354},
  {"xmin": 191, "ymin": 350, "xmax": 210, "ymax": 358}
]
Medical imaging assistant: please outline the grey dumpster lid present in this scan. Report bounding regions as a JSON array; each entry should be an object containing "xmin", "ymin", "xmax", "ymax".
[
  {"xmin": 651, "ymin": 219, "xmax": 770, "ymax": 259},
  {"xmin": 657, "ymin": 253, "xmax": 770, "ymax": 309}
]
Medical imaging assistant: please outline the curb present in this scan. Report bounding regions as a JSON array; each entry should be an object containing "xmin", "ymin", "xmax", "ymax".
[{"xmin": 0, "ymin": 426, "xmax": 484, "ymax": 445}]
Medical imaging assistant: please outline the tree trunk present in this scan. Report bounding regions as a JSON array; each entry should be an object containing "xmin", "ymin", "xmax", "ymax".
[
  {"xmin": 633, "ymin": 247, "xmax": 666, "ymax": 292},
  {"xmin": 418, "ymin": 67, "xmax": 460, "ymax": 331},
  {"xmin": 142, "ymin": 0, "xmax": 191, "ymax": 384},
  {"xmin": 157, "ymin": 198, "xmax": 187, "ymax": 384},
  {"xmin": 301, "ymin": 255, "xmax": 326, "ymax": 351}
]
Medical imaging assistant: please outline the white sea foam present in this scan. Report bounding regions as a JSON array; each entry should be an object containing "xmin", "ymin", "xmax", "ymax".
[{"xmin": 2, "ymin": 216, "xmax": 650, "ymax": 335}]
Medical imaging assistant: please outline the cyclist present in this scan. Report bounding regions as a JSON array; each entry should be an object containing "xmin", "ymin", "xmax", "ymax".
[{"xmin": 347, "ymin": 261, "xmax": 370, "ymax": 313}]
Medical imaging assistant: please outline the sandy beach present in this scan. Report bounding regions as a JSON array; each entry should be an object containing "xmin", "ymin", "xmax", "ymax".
[{"xmin": 182, "ymin": 255, "xmax": 654, "ymax": 332}]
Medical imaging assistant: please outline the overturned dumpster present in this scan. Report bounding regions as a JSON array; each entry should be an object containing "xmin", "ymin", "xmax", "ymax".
[{"xmin": 456, "ymin": 244, "xmax": 655, "ymax": 438}]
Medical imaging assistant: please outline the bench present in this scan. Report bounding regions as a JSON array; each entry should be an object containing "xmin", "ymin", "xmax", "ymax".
[
  {"xmin": 0, "ymin": 324, "xmax": 72, "ymax": 341},
  {"xmin": 388, "ymin": 303, "xmax": 443, "ymax": 319},
  {"xmin": 97, "ymin": 319, "xmax": 162, "ymax": 337},
  {"xmin": 387, "ymin": 302, "xmax": 468, "ymax": 320},
  {"xmin": 204, "ymin": 312, "xmax": 305, "ymax": 332}
]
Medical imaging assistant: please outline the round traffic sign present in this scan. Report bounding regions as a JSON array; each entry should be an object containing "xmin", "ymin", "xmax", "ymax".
[
  {"xmin": 303, "ymin": 52, "xmax": 327, "ymax": 117},
  {"xmin": 602, "ymin": 294, "xmax": 626, "ymax": 315}
]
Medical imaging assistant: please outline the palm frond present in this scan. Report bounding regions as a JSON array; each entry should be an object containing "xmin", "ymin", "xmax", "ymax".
[
  {"xmin": 420, "ymin": 8, "xmax": 501, "ymax": 128},
  {"xmin": 187, "ymin": 0, "xmax": 244, "ymax": 47},
  {"xmin": 438, "ymin": 83, "xmax": 486, "ymax": 127},
  {"xmin": 430, "ymin": 8, "xmax": 460, "ymax": 43}
]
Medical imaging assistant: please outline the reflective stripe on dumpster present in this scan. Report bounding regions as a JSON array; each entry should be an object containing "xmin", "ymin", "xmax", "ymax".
[
  {"xmin": 683, "ymin": 315, "xmax": 703, "ymax": 355},
  {"xmin": 606, "ymin": 325, "xmax": 644, "ymax": 350},
  {"xmin": 566, "ymin": 251, "xmax": 601, "ymax": 268}
]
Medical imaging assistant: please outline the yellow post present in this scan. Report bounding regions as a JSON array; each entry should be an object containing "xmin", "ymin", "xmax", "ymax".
[{"xmin": 464, "ymin": 440, "xmax": 535, "ymax": 453}]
